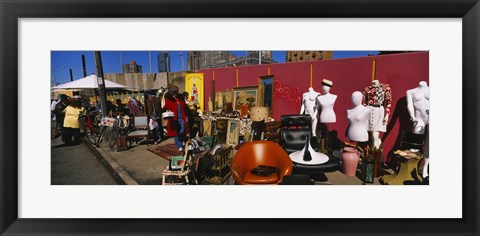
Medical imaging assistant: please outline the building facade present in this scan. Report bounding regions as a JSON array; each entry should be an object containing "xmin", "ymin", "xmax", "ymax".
[
  {"xmin": 157, "ymin": 52, "xmax": 171, "ymax": 73},
  {"xmin": 188, "ymin": 51, "xmax": 276, "ymax": 70},
  {"xmin": 122, "ymin": 60, "xmax": 143, "ymax": 73},
  {"xmin": 285, "ymin": 51, "xmax": 333, "ymax": 63}
]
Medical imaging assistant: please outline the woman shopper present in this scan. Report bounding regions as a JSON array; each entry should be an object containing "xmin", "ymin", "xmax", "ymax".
[
  {"xmin": 162, "ymin": 86, "xmax": 189, "ymax": 152},
  {"xmin": 63, "ymin": 99, "xmax": 85, "ymax": 145}
]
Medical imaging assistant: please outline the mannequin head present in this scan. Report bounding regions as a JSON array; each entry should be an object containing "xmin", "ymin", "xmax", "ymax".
[
  {"xmin": 322, "ymin": 85, "xmax": 330, "ymax": 94},
  {"xmin": 352, "ymin": 91, "xmax": 363, "ymax": 106},
  {"xmin": 321, "ymin": 79, "xmax": 333, "ymax": 94},
  {"xmin": 419, "ymin": 81, "xmax": 428, "ymax": 87}
]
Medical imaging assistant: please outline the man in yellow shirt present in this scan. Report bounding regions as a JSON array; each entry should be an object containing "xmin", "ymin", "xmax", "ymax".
[{"xmin": 63, "ymin": 99, "xmax": 85, "ymax": 145}]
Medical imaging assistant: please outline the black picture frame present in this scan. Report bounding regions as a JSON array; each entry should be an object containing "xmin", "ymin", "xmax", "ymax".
[{"xmin": 1, "ymin": 0, "xmax": 478, "ymax": 235}]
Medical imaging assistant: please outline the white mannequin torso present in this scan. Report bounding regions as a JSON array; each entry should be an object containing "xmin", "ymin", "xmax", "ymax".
[
  {"xmin": 318, "ymin": 92, "xmax": 337, "ymax": 123},
  {"xmin": 406, "ymin": 81, "xmax": 430, "ymax": 134},
  {"xmin": 300, "ymin": 87, "xmax": 321, "ymax": 137},
  {"xmin": 300, "ymin": 88, "xmax": 321, "ymax": 118},
  {"xmin": 347, "ymin": 91, "xmax": 370, "ymax": 142}
]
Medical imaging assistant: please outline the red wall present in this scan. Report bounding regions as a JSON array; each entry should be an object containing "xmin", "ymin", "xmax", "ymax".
[{"xmin": 200, "ymin": 52, "xmax": 429, "ymax": 161}]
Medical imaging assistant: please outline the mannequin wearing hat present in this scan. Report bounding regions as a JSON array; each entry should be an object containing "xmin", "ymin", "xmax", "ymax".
[
  {"xmin": 362, "ymin": 79, "xmax": 392, "ymax": 149},
  {"xmin": 406, "ymin": 81, "xmax": 430, "ymax": 178},
  {"xmin": 347, "ymin": 91, "xmax": 370, "ymax": 142},
  {"xmin": 317, "ymin": 79, "xmax": 337, "ymax": 151},
  {"xmin": 300, "ymin": 87, "xmax": 321, "ymax": 137},
  {"xmin": 317, "ymin": 79, "xmax": 337, "ymax": 123}
]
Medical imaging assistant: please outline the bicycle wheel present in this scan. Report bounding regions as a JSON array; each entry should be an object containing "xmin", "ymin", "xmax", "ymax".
[
  {"xmin": 108, "ymin": 126, "xmax": 118, "ymax": 150},
  {"xmin": 84, "ymin": 122, "xmax": 98, "ymax": 145}
]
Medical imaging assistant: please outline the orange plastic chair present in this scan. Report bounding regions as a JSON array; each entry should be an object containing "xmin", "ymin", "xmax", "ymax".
[{"xmin": 230, "ymin": 140, "xmax": 293, "ymax": 185}]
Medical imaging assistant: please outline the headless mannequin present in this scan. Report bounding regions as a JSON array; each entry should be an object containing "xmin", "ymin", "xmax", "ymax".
[
  {"xmin": 406, "ymin": 81, "xmax": 430, "ymax": 178},
  {"xmin": 347, "ymin": 91, "xmax": 370, "ymax": 142},
  {"xmin": 300, "ymin": 87, "xmax": 321, "ymax": 137},
  {"xmin": 363, "ymin": 79, "xmax": 391, "ymax": 148},
  {"xmin": 406, "ymin": 81, "xmax": 430, "ymax": 134}
]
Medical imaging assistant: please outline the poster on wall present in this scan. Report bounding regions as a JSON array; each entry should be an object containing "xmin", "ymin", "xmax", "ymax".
[{"xmin": 185, "ymin": 73, "xmax": 204, "ymax": 111}]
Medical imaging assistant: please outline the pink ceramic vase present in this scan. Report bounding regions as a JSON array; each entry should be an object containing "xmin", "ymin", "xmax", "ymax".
[{"xmin": 342, "ymin": 147, "xmax": 360, "ymax": 176}]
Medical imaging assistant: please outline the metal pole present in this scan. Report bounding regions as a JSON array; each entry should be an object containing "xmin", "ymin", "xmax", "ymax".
[
  {"xmin": 81, "ymin": 54, "xmax": 87, "ymax": 77},
  {"xmin": 259, "ymin": 51, "xmax": 262, "ymax": 65},
  {"xmin": 120, "ymin": 52, "xmax": 123, "ymax": 72},
  {"xmin": 69, "ymin": 68, "xmax": 73, "ymax": 82},
  {"xmin": 94, "ymin": 51, "xmax": 108, "ymax": 117},
  {"xmin": 166, "ymin": 53, "xmax": 170, "ymax": 72}
]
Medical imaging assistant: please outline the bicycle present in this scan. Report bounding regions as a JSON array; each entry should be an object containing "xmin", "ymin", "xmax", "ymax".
[
  {"xmin": 107, "ymin": 114, "xmax": 133, "ymax": 151},
  {"xmin": 80, "ymin": 107, "xmax": 103, "ymax": 145}
]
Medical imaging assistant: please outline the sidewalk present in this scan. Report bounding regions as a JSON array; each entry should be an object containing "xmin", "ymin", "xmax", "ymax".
[{"xmin": 89, "ymin": 135, "xmax": 386, "ymax": 185}]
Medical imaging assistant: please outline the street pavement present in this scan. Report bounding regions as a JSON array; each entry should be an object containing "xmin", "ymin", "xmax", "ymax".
[
  {"xmin": 51, "ymin": 123, "xmax": 385, "ymax": 185},
  {"xmin": 51, "ymin": 133, "xmax": 118, "ymax": 185}
]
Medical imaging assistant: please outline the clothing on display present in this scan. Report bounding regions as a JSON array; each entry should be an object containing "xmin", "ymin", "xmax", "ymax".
[{"xmin": 362, "ymin": 80, "xmax": 392, "ymax": 132}]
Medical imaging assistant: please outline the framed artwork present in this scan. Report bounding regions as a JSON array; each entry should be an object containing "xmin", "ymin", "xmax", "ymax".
[
  {"xmin": 2, "ymin": 1, "xmax": 479, "ymax": 236},
  {"xmin": 214, "ymin": 119, "xmax": 228, "ymax": 144},
  {"xmin": 259, "ymin": 75, "xmax": 274, "ymax": 113},
  {"xmin": 202, "ymin": 119, "xmax": 212, "ymax": 136},
  {"xmin": 232, "ymin": 85, "xmax": 258, "ymax": 111},
  {"xmin": 226, "ymin": 120, "xmax": 240, "ymax": 146}
]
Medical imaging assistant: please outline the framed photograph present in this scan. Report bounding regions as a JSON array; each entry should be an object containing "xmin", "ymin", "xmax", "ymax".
[
  {"xmin": 2, "ymin": 0, "xmax": 479, "ymax": 236},
  {"xmin": 226, "ymin": 120, "xmax": 240, "ymax": 146},
  {"xmin": 232, "ymin": 86, "xmax": 258, "ymax": 111}
]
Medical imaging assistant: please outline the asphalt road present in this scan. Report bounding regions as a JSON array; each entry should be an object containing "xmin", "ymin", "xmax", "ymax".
[{"xmin": 51, "ymin": 131, "xmax": 118, "ymax": 185}]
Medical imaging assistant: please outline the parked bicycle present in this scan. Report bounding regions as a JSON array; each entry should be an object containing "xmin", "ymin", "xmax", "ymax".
[
  {"xmin": 80, "ymin": 107, "xmax": 103, "ymax": 145},
  {"xmin": 107, "ymin": 114, "xmax": 134, "ymax": 151}
]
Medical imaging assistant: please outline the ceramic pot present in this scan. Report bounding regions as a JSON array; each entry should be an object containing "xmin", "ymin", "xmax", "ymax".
[{"xmin": 342, "ymin": 147, "xmax": 360, "ymax": 176}]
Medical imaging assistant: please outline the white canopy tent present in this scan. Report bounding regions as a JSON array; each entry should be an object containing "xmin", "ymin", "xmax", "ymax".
[{"xmin": 52, "ymin": 75, "xmax": 127, "ymax": 89}]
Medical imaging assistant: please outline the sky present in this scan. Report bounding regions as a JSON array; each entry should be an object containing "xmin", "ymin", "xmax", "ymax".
[{"xmin": 50, "ymin": 51, "xmax": 379, "ymax": 85}]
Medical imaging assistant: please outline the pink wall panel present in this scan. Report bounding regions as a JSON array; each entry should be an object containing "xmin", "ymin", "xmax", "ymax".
[
  {"xmin": 199, "ymin": 52, "xmax": 429, "ymax": 162},
  {"xmin": 237, "ymin": 65, "xmax": 269, "ymax": 87}
]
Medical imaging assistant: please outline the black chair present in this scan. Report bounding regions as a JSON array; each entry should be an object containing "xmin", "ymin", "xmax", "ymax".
[
  {"xmin": 400, "ymin": 132, "xmax": 426, "ymax": 151},
  {"xmin": 279, "ymin": 114, "xmax": 320, "ymax": 154},
  {"xmin": 279, "ymin": 114, "xmax": 341, "ymax": 180}
]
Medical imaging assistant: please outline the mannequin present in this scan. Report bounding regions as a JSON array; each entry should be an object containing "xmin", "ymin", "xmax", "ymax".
[
  {"xmin": 406, "ymin": 81, "xmax": 430, "ymax": 134},
  {"xmin": 317, "ymin": 79, "xmax": 337, "ymax": 152},
  {"xmin": 406, "ymin": 81, "xmax": 430, "ymax": 178},
  {"xmin": 300, "ymin": 87, "xmax": 321, "ymax": 137},
  {"xmin": 317, "ymin": 79, "xmax": 337, "ymax": 123},
  {"xmin": 362, "ymin": 79, "xmax": 392, "ymax": 148},
  {"xmin": 347, "ymin": 91, "xmax": 370, "ymax": 142}
]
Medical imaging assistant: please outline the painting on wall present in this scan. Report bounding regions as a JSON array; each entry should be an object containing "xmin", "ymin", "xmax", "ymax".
[{"xmin": 232, "ymin": 86, "xmax": 258, "ymax": 111}]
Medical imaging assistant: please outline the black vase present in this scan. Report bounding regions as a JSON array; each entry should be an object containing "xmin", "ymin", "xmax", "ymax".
[{"xmin": 303, "ymin": 135, "xmax": 312, "ymax": 162}]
